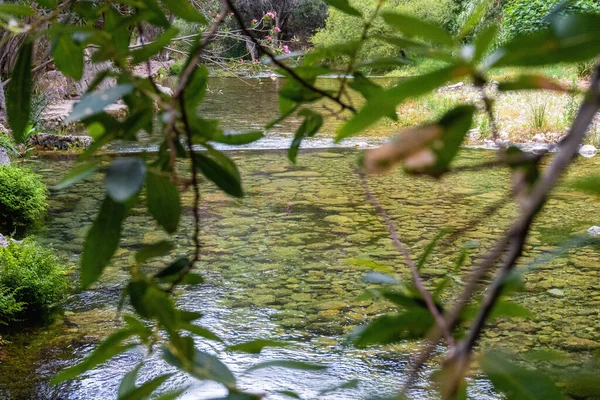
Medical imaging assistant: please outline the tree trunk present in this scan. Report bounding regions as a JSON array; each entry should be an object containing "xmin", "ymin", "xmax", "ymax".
[{"xmin": 0, "ymin": 80, "xmax": 7, "ymax": 127}]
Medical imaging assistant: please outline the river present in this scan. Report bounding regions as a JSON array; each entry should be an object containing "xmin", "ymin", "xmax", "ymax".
[{"xmin": 0, "ymin": 78, "xmax": 599, "ymax": 400}]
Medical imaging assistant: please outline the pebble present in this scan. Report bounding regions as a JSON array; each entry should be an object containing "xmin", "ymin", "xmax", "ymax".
[
  {"xmin": 588, "ymin": 226, "xmax": 600, "ymax": 237},
  {"xmin": 579, "ymin": 145, "xmax": 597, "ymax": 158}
]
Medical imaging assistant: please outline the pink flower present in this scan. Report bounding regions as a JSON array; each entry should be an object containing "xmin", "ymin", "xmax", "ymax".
[
  {"xmin": 252, "ymin": 19, "xmax": 258, "ymax": 23},
  {"xmin": 266, "ymin": 12, "xmax": 275, "ymax": 19},
  {"xmin": 265, "ymin": 35, "xmax": 272, "ymax": 40},
  {"xmin": 239, "ymin": 58, "xmax": 244, "ymax": 63},
  {"xmin": 282, "ymin": 45, "xmax": 290, "ymax": 54},
  {"xmin": 253, "ymin": 59, "xmax": 259, "ymax": 63},
  {"xmin": 274, "ymin": 26, "xmax": 281, "ymax": 33},
  {"xmin": 230, "ymin": 12, "xmax": 234, "ymax": 16}
]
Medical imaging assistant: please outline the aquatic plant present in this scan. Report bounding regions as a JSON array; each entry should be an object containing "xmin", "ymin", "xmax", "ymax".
[
  {"xmin": 0, "ymin": 239, "xmax": 68, "ymax": 327},
  {"xmin": 0, "ymin": 165, "xmax": 47, "ymax": 236},
  {"xmin": 2, "ymin": 1, "xmax": 600, "ymax": 399}
]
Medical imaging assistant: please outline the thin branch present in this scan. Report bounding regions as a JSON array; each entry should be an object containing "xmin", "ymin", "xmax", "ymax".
[
  {"xmin": 224, "ymin": 0, "xmax": 357, "ymax": 113},
  {"xmin": 358, "ymin": 170, "xmax": 455, "ymax": 348}
]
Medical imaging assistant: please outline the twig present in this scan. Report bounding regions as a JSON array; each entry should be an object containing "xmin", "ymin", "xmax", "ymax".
[
  {"xmin": 358, "ymin": 170, "xmax": 455, "ymax": 348},
  {"xmin": 224, "ymin": 0, "xmax": 356, "ymax": 113}
]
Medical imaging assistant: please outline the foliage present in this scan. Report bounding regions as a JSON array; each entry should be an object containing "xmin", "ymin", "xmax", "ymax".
[
  {"xmin": 501, "ymin": 0, "xmax": 600, "ymax": 41},
  {"xmin": 0, "ymin": 165, "xmax": 47, "ymax": 236},
  {"xmin": 312, "ymin": 0, "xmax": 460, "ymax": 67},
  {"xmin": 2, "ymin": 1, "xmax": 600, "ymax": 399},
  {"xmin": 0, "ymin": 239, "xmax": 68, "ymax": 327}
]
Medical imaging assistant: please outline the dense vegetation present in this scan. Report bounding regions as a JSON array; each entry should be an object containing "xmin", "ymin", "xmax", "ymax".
[
  {"xmin": 0, "ymin": 0, "xmax": 600, "ymax": 399},
  {"xmin": 0, "ymin": 165, "xmax": 47, "ymax": 236},
  {"xmin": 0, "ymin": 240, "xmax": 68, "ymax": 327}
]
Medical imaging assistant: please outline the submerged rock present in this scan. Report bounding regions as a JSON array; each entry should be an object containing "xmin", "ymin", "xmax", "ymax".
[
  {"xmin": 588, "ymin": 226, "xmax": 600, "ymax": 237},
  {"xmin": 547, "ymin": 288, "xmax": 565, "ymax": 298},
  {"xmin": 29, "ymin": 133, "xmax": 93, "ymax": 150},
  {"xmin": 579, "ymin": 145, "xmax": 597, "ymax": 158}
]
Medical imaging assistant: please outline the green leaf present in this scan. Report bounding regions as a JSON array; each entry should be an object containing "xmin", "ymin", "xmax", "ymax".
[
  {"xmin": 132, "ymin": 27, "xmax": 179, "ymax": 64},
  {"xmin": 570, "ymin": 174, "xmax": 600, "ymax": 197},
  {"xmin": 81, "ymin": 196, "xmax": 127, "ymax": 288},
  {"xmin": 457, "ymin": 0, "xmax": 493, "ymax": 38},
  {"xmin": 320, "ymin": 379, "xmax": 360, "ymax": 394},
  {"xmin": 227, "ymin": 340, "xmax": 291, "ymax": 354},
  {"xmin": 416, "ymin": 229, "xmax": 450, "ymax": 270},
  {"xmin": 158, "ymin": 0, "xmax": 207, "ymax": 24},
  {"xmin": 119, "ymin": 368, "xmax": 173, "ymax": 400},
  {"xmin": 181, "ymin": 273, "xmax": 204, "ymax": 285},
  {"xmin": 382, "ymin": 12, "xmax": 455, "ymax": 47},
  {"xmin": 52, "ymin": 34, "xmax": 84, "ymax": 80},
  {"xmin": 181, "ymin": 323, "xmax": 222, "ymax": 342},
  {"xmin": 336, "ymin": 65, "xmax": 467, "ymax": 141},
  {"xmin": 490, "ymin": 13, "xmax": 600, "ymax": 68},
  {"xmin": 378, "ymin": 36, "xmax": 456, "ymax": 63},
  {"xmin": 66, "ymin": 84, "xmax": 134, "ymax": 123},
  {"xmin": 348, "ymin": 73, "xmax": 385, "ymax": 102},
  {"xmin": 118, "ymin": 364, "xmax": 142, "ymax": 399},
  {"xmin": 135, "ymin": 241, "xmax": 174, "ymax": 264},
  {"xmin": 472, "ymin": 23, "xmax": 498, "ymax": 63},
  {"xmin": 6, "ymin": 41, "xmax": 33, "ymax": 143},
  {"xmin": 52, "ymin": 328, "xmax": 141, "ymax": 384},
  {"xmin": 154, "ymin": 257, "xmax": 189, "ymax": 281},
  {"xmin": 195, "ymin": 150, "xmax": 243, "ymax": 197},
  {"xmin": 497, "ymin": 75, "xmax": 567, "ymax": 92},
  {"xmin": 304, "ymin": 41, "xmax": 361, "ymax": 65},
  {"xmin": 0, "ymin": 4, "xmax": 34, "ymax": 16},
  {"xmin": 480, "ymin": 351, "xmax": 566, "ymax": 400},
  {"xmin": 54, "ymin": 160, "xmax": 100, "ymax": 190},
  {"xmin": 106, "ymin": 158, "xmax": 147, "ymax": 203},
  {"xmin": 246, "ymin": 360, "xmax": 327, "ymax": 372},
  {"xmin": 289, "ymin": 109, "xmax": 323, "ymax": 163},
  {"xmin": 323, "ymin": 0, "xmax": 362, "ymax": 17},
  {"xmin": 351, "ymin": 309, "xmax": 434, "ymax": 347},
  {"xmin": 146, "ymin": 171, "xmax": 181, "ymax": 233},
  {"xmin": 210, "ymin": 131, "xmax": 265, "ymax": 145}
]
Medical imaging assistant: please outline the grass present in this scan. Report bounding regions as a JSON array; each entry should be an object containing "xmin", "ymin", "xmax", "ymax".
[{"xmin": 528, "ymin": 97, "xmax": 548, "ymax": 132}]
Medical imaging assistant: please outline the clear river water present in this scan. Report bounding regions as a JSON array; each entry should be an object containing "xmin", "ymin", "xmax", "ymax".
[{"xmin": 0, "ymin": 77, "xmax": 599, "ymax": 400}]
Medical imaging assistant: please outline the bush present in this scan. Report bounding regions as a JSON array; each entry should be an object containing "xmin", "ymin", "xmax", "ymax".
[
  {"xmin": 0, "ymin": 165, "xmax": 48, "ymax": 236},
  {"xmin": 501, "ymin": 0, "xmax": 600, "ymax": 41},
  {"xmin": 0, "ymin": 240, "xmax": 68, "ymax": 327},
  {"xmin": 311, "ymin": 0, "xmax": 459, "ymax": 68}
]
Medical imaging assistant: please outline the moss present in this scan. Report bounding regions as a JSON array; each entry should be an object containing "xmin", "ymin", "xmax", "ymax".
[
  {"xmin": 0, "ymin": 165, "xmax": 48, "ymax": 236},
  {"xmin": 0, "ymin": 239, "xmax": 68, "ymax": 328}
]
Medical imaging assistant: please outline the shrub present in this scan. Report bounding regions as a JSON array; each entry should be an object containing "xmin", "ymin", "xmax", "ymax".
[
  {"xmin": 501, "ymin": 0, "xmax": 600, "ymax": 41},
  {"xmin": 311, "ymin": 0, "xmax": 458, "ymax": 68},
  {"xmin": 0, "ymin": 239, "xmax": 68, "ymax": 327},
  {"xmin": 169, "ymin": 59, "xmax": 186, "ymax": 76},
  {"xmin": 0, "ymin": 165, "xmax": 48, "ymax": 235}
]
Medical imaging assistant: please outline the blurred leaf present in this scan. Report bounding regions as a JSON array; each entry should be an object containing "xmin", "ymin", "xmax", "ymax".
[
  {"xmin": 458, "ymin": 0, "xmax": 493, "ymax": 38},
  {"xmin": 118, "ymin": 364, "xmax": 142, "ymax": 399},
  {"xmin": 155, "ymin": 257, "xmax": 189, "ymax": 281},
  {"xmin": 146, "ymin": 171, "xmax": 181, "ymax": 233},
  {"xmin": 379, "ymin": 36, "xmax": 456, "ymax": 62},
  {"xmin": 498, "ymin": 75, "xmax": 568, "ymax": 92},
  {"xmin": 227, "ymin": 340, "xmax": 291, "ymax": 354},
  {"xmin": 6, "ymin": 41, "xmax": 33, "ymax": 143},
  {"xmin": 490, "ymin": 13, "xmax": 600, "ymax": 68},
  {"xmin": 289, "ymin": 109, "xmax": 323, "ymax": 163},
  {"xmin": 120, "ymin": 373, "xmax": 173, "ymax": 400},
  {"xmin": 52, "ymin": 328, "xmax": 141, "ymax": 384},
  {"xmin": 132, "ymin": 27, "xmax": 179, "ymax": 64},
  {"xmin": 0, "ymin": 4, "xmax": 34, "ymax": 16},
  {"xmin": 183, "ymin": 66, "xmax": 209, "ymax": 114},
  {"xmin": 81, "ymin": 196, "xmax": 127, "ymax": 288},
  {"xmin": 195, "ymin": 150, "xmax": 243, "ymax": 197},
  {"xmin": 246, "ymin": 360, "xmax": 327, "ymax": 372},
  {"xmin": 158, "ymin": 0, "xmax": 206, "ymax": 23},
  {"xmin": 416, "ymin": 229, "xmax": 450, "ymax": 270},
  {"xmin": 336, "ymin": 65, "xmax": 467, "ymax": 141},
  {"xmin": 67, "ymin": 84, "xmax": 134, "ymax": 123},
  {"xmin": 361, "ymin": 272, "xmax": 400, "ymax": 284},
  {"xmin": 181, "ymin": 323, "xmax": 222, "ymax": 342},
  {"xmin": 473, "ymin": 23, "xmax": 499, "ymax": 62},
  {"xmin": 570, "ymin": 174, "xmax": 600, "ymax": 197},
  {"xmin": 210, "ymin": 131, "xmax": 265, "ymax": 145},
  {"xmin": 276, "ymin": 391, "xmax": 301, "ymax": 399},
  {"xmin": 351, "ymin": 309, "xmax": 434, "ymax": 347},
  {"xmin": 54, "ymin": 160, "xmax": 100, "ymax": 190},
  {"xmin": 304, "ymin": 41, "xmax": 361, "ymax": 65},
  {"xmin": 382, "ymin": 12, "xmax": 455, "ymax": 47},
  {"xmin": 52, "ymin": 34, "xmax": 84, "ymax": 80},
  {"xmin": 369, "ymin": 288, "xmax": 430, "ymax": 310},
  {"xmin": 323, "ymin": 0, "xmax": 362, "ymax": 17},
  {"xmin": 135, "ymin": 241, "xmax": 174, "ymax": 264},
  {"xmin": 106, "ymin": 158, "xmax": 147, "ymax": 203},
  {"xmin": 320, "ymin": 379, "xmax": 360, "ymax": 394},
  {"xmin": 480, "ymin": 351, "xmax": 565, "ymax": 399},
  {"xmin": 181, "ymin": 273, "xmax": 204, "ymax": 285},
  {"xmin": 349, "ymin": 73, "xmax": 384, "ymax": 101}
]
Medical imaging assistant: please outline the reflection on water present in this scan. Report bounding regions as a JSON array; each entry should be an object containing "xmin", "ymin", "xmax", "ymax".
[{"xmin": 1, "ymin": 148, "xmax": 599, "ymax": 400}]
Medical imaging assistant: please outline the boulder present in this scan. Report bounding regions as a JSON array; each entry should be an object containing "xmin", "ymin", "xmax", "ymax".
[
  {"xmin": 588, "ymin": 226, "xmax": 600, "ymax": 237},
  {"xmin": 0, "ymin": 147, "xmax": 9, "ymax": 165},
  {"xmin": 29, "ymin": 133, "xmax": 93, "ymax": 150},
  {"xmin": 579, "ymin": 145, "xmax": 597, "ymax": 158},
  {"xmin": 0, "ymin": 234, "xmax": 8, "ymax": 248}
]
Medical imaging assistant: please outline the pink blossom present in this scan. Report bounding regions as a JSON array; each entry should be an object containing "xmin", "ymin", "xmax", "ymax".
[
  {"xmin": 252, "ymin": 19, "xmax": 258, "ymax": 23},
  {"xmin": 239, "ymin": 58, "xmax": 244, "ymax": 63},
  {"xmin": 274, "ymin": 26, "xmax": 281, "ymax": 33},
  {"xmin": 230, "ymin": 12, "xmax": 234, "ymax": 16},
  {"xmin": 253, "ymin": 59, "xmax": 259, "ymax": 63},
  {"xmin": 282, "ymin": 45, "xmax": 290, "ymax": 54},
  {"xmin": 265, "ymin": 35, "xmax": 272, "ymax": 40},
  {"xmin": 266, "ymin": 12, "xmax": 275, "ymax": 19}
]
